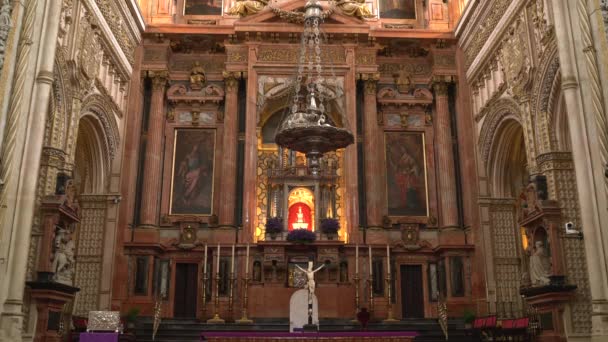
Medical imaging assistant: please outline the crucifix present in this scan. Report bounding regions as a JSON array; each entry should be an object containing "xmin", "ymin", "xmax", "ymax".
[{"xmin": 295, "ymin": 261, "xmax": 324, "ymax": 330}]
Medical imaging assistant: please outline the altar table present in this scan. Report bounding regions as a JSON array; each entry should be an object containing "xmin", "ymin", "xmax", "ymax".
[
  {"xmin": 201, "ymin": 331, "xmax": 418, "ymax": 341},
  {"xmin": 79, "ymin": 332, "xmax": 119, "ymax": 342}
]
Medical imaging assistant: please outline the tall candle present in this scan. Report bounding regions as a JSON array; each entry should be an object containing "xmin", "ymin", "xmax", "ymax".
[
  {"xmin": 203, "ymin": 244, "xmax": 208, "ymax": 275},
  {"xmin": 217, "ymin": 244, "xmax": 220, "ymax": 272},
  {"xmin": 369, "ymin": 245, "xmax": 373, "ymax": 276},
  {"xmin": 245, "ymin": 243, "xmax": 250, "ymax": 274},
  {"xmin": 355, "ymin": 244, "xmax": 359, "ymax": 274},
  {"xmin": 231, "ymin": 244, "xmax": 235, "ymax": 273},
  {"xmin": 386, "ymin": 244, "xmax": 391, "ymax": 275}
]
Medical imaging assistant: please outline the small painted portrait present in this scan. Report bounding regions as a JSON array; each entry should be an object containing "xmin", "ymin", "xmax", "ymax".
[
  {"xmin": 170, "ymin": 129, "xmax": 215, "ymax": 215},
  {"xmin": 184, "ymin": 0, "xmax": 222, "ymax": 15},
  {"xmin": 379, "ymin": 0, "xmax": 416, "ymax": 19},
  {"xmin": 385, "ymin": 132, "xmax": 427, "ymax": 216}
]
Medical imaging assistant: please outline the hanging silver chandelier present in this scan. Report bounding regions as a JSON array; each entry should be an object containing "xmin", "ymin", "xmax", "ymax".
[{"xmin": 274, "ymin": 0, "xmax": 354, "ymax": 175}]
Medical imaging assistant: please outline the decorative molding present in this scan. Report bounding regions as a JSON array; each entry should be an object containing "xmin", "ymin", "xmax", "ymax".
[
  {"xmin": 0, "ymin": 0, "xmax": 12, "ymax": 72},
  {"xmin": 477, "ymin": 97, "xmax": 522, "ymax": 163}
]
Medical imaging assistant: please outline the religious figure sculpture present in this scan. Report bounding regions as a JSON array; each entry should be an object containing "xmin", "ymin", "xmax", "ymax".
[
  {"xmin": 226, "ymin": 0, "xmax": 268, "ymax": 17},
  {"xmin": 189, "ymin": 62, "xmax": 206, "ymax": 90},
  {"xmin": 395, "ymin": 67, "xmax": 414, "ymax": 94},
  {"xmin": 292, "ymin": 206, "xmax": 309, "ymax": 229},
  {"xmin": 295, "ymin": 261, "xmax": 324, "ymax": 295},
  {"xmin": 52, "ymin": 226, "xmax": 76, "ymax": 285},
  {"xmin": 335, "ymin": 0, "xmax": 374, "ymax": 20},
  {"xmin": 529, "ymin": 240, "xmax": 551, "ymax": 286}
]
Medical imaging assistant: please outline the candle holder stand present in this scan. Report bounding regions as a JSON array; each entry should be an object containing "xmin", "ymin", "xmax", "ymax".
[
  {"xmin": 201, "ymin": 272, "xmax": 208, "ymax": 320},
  {"xmin": 207, "ymin": 272, "xmax": 225, "ymax": 323},
  {"xmin": 236, "ymin": 276, "xmax": 253, "ymax": 324},
  {"xmin": 350, "ymin": 274, "xmax": 360, "ymax": 323},
  {"xmin": 383, "ymin": 274, "xmax": 398, "ymax": 323}
]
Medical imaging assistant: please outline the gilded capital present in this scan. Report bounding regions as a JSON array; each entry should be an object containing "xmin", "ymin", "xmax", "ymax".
[
  {"xmin": 433, "ymin": 82, "xmax": 448, "ymax": 97},
  {"xmin": 223, "ymin": 71, "xmax": 242, "ymax": 92},
  {"xmin": 149, "ymin": 71, "xmax": 169, "ymax": 91},
  {"xmin": 364, "ymin": 79, "xmax": 377, "ymax": 95}
]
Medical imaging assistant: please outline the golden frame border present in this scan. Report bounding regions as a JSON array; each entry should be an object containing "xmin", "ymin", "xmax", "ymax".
[
  {"xmin": 384, "ymin": 131, "xmax": 430, "ymax": 218},
  {"xmin": 169, "ymin": 128, "xmax": 217, "ymax": 216}
]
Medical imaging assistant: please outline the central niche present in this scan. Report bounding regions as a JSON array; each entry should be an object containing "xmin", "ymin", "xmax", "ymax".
[{"xmin": 288, "ymin": 187, "xmax": 315, "ymax": 231}]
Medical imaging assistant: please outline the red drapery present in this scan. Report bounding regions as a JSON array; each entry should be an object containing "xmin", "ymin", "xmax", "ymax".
[{"xmin": 288, "ymin": 202, "xmax": 312, "ymax": 231}]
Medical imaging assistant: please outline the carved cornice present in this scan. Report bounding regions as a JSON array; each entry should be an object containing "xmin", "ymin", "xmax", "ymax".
[{"xmin": 376, "ymin": 86, "xmax": 433, "ymax": 109}]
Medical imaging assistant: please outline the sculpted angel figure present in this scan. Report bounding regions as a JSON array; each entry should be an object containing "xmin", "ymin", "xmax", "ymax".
[
  {"xmin": 227, "ymin": 0, "xmax": 268, "ymax": 17},
  {"xmin": 295, "ymin": 261, "xmax": 325, "ymax": 295},
  {"xmin": 335, "ymin": 0, "xmax": 374, "ymax": 20}
]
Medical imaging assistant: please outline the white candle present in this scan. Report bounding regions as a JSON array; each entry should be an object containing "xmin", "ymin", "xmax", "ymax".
[
  {"xmin": 231, "ymin": 244, "xmax": 235, "ymax": 274},
  {"xmin": 245, "ymin": 243, "xmax": 250, "ymax": 274},
  {"xmin": 204, "ymin": 244, "xmax": 208, "ymax": 275},
  {"xmin": 355, "ymin": 244, "xmax": 359, "ymax": 274},
  {"xmin": 217, "ymin": 244, "xmax": 220, "ymax": 272},
  {"xmin": 386, "ymin": 244, "xmax": 391, "ymax": 275},
  {"xmin": 369, "ymin": 245, "xmax": 373, "ymax": 276}
]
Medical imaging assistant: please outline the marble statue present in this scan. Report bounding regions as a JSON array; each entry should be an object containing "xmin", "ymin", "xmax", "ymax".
[
  {"xmin": 189, "ymin": 62, "xmax": 206, "ymax": 90},
  {"xmin": 227, "ymin": 0, "xmax": 268, "ymax": 17},
  {"xmin": 52, "ymin": 227, "xmax": 76, "ymax": 285},
  {"xmin": 295, "ymin": 261, "xmax": 324, "ymax": 295},
  {"xmin": 335, "ymin": 0, "xmax": 374, "ymax": 19},
  {"xmin": 529, "ymin": 240, "xmax": 551, "ymax": 286}
]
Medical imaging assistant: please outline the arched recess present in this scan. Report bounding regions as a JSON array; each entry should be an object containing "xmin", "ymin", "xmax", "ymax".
[
  {"xmin": 487, "ymin": 119, "xmax": 529, "ymax": 198},
  {"xmin": 71, "ymin": 105, "xmax": 117, "ymax": 316}
]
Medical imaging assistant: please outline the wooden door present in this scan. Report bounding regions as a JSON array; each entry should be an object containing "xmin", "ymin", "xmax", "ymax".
[
  {"xmin": 400, "ymin": 265, "xmax": 424, "ymax": 318},
  {"xmin": 174, "ymin": 263, "xmax": 198, "ymax": 318}
]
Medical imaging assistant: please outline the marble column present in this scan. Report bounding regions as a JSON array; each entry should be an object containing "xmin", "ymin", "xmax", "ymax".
[
  {"xmin": 433, "ymin": 82, "xmax": 459, "ymax": 228},
  {"xmin": 219, "ymin": 73, "xmax": 239, "ymax": 226},
  {"xmin": 362, "ymin": 77, "xmax": 382, "ymax": 227},
  {"xmin": 0, "ymin": 0, "xmax": 63, "ymax": 339},
  {"xmin": 344, "ymin": 47, "xmax": 359, "ymax": 242},
  {"xmin": 139, "ymin": 71, "xmax": 168, "ymax": 227},
  {"xmin": 550, "ymin": 0, "xmax": 608, "ymax": 337}
]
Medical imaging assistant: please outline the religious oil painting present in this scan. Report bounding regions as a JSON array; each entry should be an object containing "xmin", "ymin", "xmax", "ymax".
[
  {"xmin": 170, "ymin": 129, "xmax": 216, "ymax": 215},
  {"xmin": 184, "ymin": 0, "xmax": 222, "ymax": 15},
  {"xmin": 385, "ymin": 132, "xmax": 428, "ymax": 216},
  {"xmin": 379, "ymin": 0, "xmax": 416, "ymax": 19}
]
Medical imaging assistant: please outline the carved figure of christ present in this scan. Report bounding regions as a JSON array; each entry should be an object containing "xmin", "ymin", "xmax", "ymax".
[{"xmin": 295, "ymin": 261, "xmax": 325, "ymax": 295}]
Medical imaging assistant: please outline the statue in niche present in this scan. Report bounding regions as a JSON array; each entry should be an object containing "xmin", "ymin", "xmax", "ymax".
[
  {"xmin": 189, "ymin": 62, "xmax": 206, "ymax": 90},
  {"xmin": 52, "ymin": 226, "xmax": 75, "ymax": 285},
  {"xmin": 335, "ymin": 0, "xmax": 374, "ymax": 19},
  {"xmin": 226, "ymin": 0, "xmax": 268, "ymax": 17},
  {"xmin": 295, "ymin": 261, "xmax": 325, "ymax": 296},
  {"xmin": 395, "ymin": 67, "xmax": 414, "ymax": 94},
  {"xmin": 529, "ymin": 240, "xmax": 551, "ymax": 286}
]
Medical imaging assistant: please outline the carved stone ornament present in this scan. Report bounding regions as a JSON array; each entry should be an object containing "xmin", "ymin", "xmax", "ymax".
[
  {"xmin": 335, "ymin": 0, "xmax": 374, "ymax": 19},
  {"xmin": 400, "ymin": 224, "xmax": 420, "ymax": 250},
  {"xmin": 0, "ymin": 0, "xmax": 11, "ymax": 72},
  {"xmin": 500, "ymin": 18, "xmax": 534, "ymax": 99},
  {"xmin": 227, "ymin": 0, "xmax": 269, "ymax": 17},
  {"xmin": 189, "ymin": 61, "xmax": 206, "ymax": 90},
  {"xmin": 51, "ymin": 225, "xmax": 76, "ymax": 285},
  {"xmin": 79, "ymin": 24, "xmax": 102, "ymax": 81},
  {"xmin": 394, "ymin": 66, "xmax": 414, "ymax": 94}
]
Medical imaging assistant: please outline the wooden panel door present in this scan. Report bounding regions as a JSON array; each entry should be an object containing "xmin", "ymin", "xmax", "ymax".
[
  {"xmin": 174, "ymin": 263, "xmax": 198, "ymax": 318},
  {"xmin": 400, "ymin": 265, "xmax": 424, "ymax": 318}
]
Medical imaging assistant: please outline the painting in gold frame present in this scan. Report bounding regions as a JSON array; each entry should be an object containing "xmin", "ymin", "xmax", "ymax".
[
  {"xmin": 170, "ymin": 129, "xmax": 216, "ymax": 215},
  {"xmin": 385, "ymin": 131, "xmax": 428, "ymax": 217},
  {"xmin": 379, "ymin": 0, "xmax": 416, "ymax": 19},
  {"xmin": 184, "ymin": 0, "xmax": 222, "ymax": 15}
]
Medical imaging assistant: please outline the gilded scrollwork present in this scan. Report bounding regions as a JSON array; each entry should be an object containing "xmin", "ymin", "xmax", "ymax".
[{"xmin": 227, "ymin": 0, "xmax": 269, "ymax": 17}]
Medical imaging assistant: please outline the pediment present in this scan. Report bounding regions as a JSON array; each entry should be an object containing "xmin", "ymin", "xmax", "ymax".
[{"xmin": 234, "ymin": 0, "xmax": 367, "ymax": 27}]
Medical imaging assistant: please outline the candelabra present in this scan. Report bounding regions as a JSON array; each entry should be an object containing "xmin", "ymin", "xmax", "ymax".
[
  {"xmin": 201, "ymin": 271, "xmax": 208, "ymax": 320},
  {"xmin": 351, "ymin": 274, "xmax": 360, "ymax": 322},
  {"xmin": 236, "ymin": 276, "xmax": 253, "ymax": 324},
  {"xmin": 383, "ymin": 274, "xmax": 398, "ymax": 322},
  {"xmin": 207, "ymin": 272, "xmax": 225, "ymax": 323}
]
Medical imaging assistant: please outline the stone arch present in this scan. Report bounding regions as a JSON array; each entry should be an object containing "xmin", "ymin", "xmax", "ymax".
[
  {"xmin": 478, "ymin": 97, "xmax": 523, "ymax": 165},
  {"xmin": 487, "ymin": 119, "xmax": 529, "ymax": 198},
  {"xmin": 79, "ymin": 93, "xmax": 120, "ymax": 162},
  {"xmin": 73, "ymin": 115, "xmax": 109, "ymax": 194},
  {"xmin": 533, "ymin": 49, "xmax": 561, "ymax": 153}
]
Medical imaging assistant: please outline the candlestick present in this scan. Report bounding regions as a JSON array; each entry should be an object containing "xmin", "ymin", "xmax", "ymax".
[
  {"xmin": 355, "ymin": 244, "xmax": 359, "ymax": 274},
  {"xmin": 383, "ymin": 273, "xmax": 398, "ymax": 322},
  {"xmin": 216, "ymin": 244, "xmax": 220, "ymax": 270},
  {"xmin": 386, "ymin": 244, "xmax": 390, "ymax": 275},
  {"xmin": 368, "ymin": 245, "xmax": 372, "ymax": 275},
  {"xmin": 231, "ymin": 244, "xmax": 235, "ymax": 274},
  {"xmin": 204, "ymin": 244, "xmax": 208, "ymax": 275},
  {"xmin": 236, "ymin": 275, "xmax": 253, "ymax": 324},
  {"xmin": 245, "ymin": 243, "xmax": 250, "ymax": 274}
]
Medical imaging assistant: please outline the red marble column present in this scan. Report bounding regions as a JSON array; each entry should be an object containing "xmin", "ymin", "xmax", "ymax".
[
  {"xmin": 434, "ymin": 82, "xmax": 459, "ymax": 228},
  {"xmin": 219, "ymin": 73, "xmax": 239, "ymax": 226},
  {"xmin": 139, "ymin": 71, "xmax": 168, "ymax": 227},
  {"xmin": 363, "ymin": 78, "xmax": 382, "ymax": 227}
]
